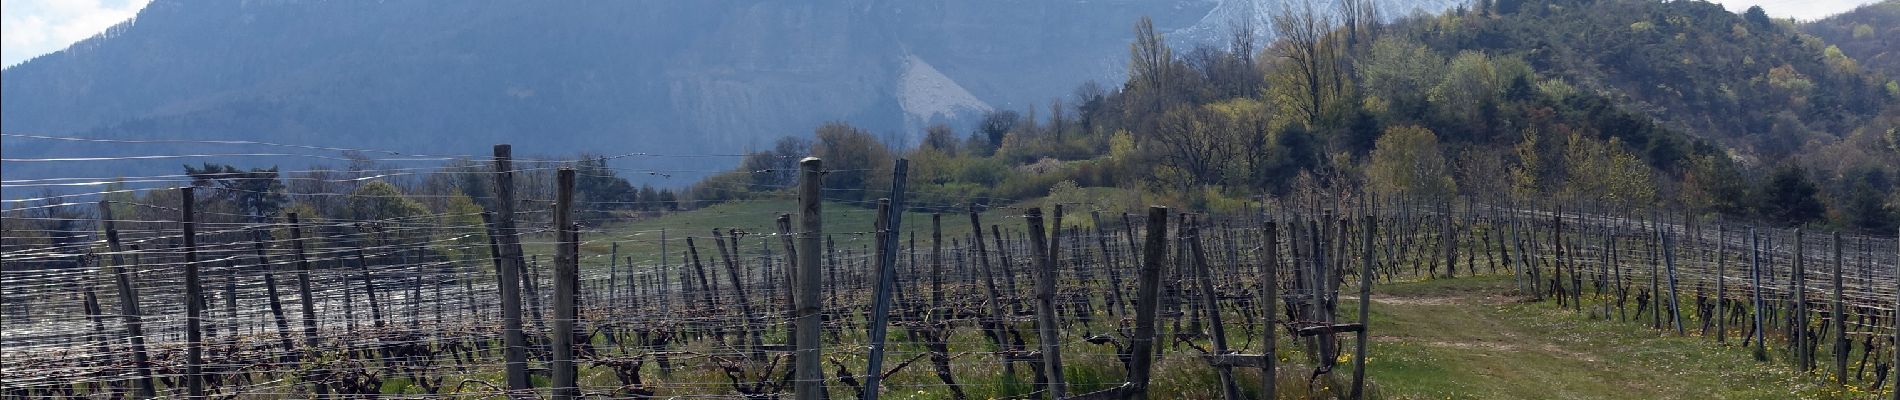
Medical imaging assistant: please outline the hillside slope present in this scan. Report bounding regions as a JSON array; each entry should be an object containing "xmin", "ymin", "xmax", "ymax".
[
  {"xmin": 1804, "ymin": 1, "xmax": 1900, "ymax": 79},
  {"xmin": 0, "ymin": 0, "xmax": 1464, "ymax": 186}
]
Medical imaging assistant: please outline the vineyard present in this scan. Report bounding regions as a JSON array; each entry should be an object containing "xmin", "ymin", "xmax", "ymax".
[{"xmin": 3, "ymin": 142, "xmax": 1898, "ymax": 399}]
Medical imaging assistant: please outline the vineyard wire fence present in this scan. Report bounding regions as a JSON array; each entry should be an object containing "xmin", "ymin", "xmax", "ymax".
[{"xmin": 1, "ymin": 135, "xmax": 1897, "ymax": 399}]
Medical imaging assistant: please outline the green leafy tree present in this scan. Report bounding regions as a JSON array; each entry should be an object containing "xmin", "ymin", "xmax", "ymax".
[
  {"xmin": 1757, "ymin": 164, "xmax": 1826, "ymax": 226},
  {"xmin": 923, "ymin": 123, "xmax": 960, "ymax": 156},
  {"xmin": 1681, "ymin": 155, "xmax": 1749, "ymax": 216},
  {"xmin": 1560, "ymin": 134, "xmax": 1656, "ymax": 208},
  {"xmin": 348, "ymin": 180, "xmax": 429, "ymax": 222},
  {"xmin": 1144, "ymin": 105, "xmax": 1228, "ymax": 188},
  {"xmin": 638, "ymin": 185, "xmax": 660, "ymax": 211},
  {"xmin": 812, "ymin": 122, "xmax": 895, "ymax": 201},
  {"xmin": 1358, "ymin": 37, "xmax": 1445, "ymax": 119},
  {"xmin": 657, "ymin": 189, "xmax": 679, "ymax": 211},
  {"xmin": 1429, "ymin": 51, "xmax": 1502, "ymax": 133},
  {"xmin": 574, "ymin": 156, "xmax": 637, "ymax": 210},
  {"xmin": 976, "ymin": 111, "xmax": 1020, "ymax": 150},
  {"xmin": 1744, "ymin": 5, "xmax": 1773, "ymax": 28},
  {"xmin": 1367, "ymin": 125, "xmax": 1457, "ymax": 202},
  {"xmin": 438, "ymin": 191, "xmax": 489, "ymax": 269},
  {"xmin": 1838, "ymin": 169, "xmax": 1896, "ymax": 233},
  {"xmin": 739, "ymin": 136, "xmax": 810, "ymax": 190},
  {"xmin": 1509, "ymin": 128, "xmax": 1551, "ymax": 198},
  {"xmin": 184, "ymin": 163, "xmax": 288, "ymax": 222}
]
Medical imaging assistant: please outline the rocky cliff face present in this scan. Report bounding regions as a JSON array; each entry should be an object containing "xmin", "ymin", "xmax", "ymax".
[{"xmin": 0, "ymin": 0, "xmax": 1446, "ymax": 186}]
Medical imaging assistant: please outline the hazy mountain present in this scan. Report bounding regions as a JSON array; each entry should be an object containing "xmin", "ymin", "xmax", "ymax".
[{"xmin": 0, "ymin": 0, "xmax": 1459, "ymax": 188}]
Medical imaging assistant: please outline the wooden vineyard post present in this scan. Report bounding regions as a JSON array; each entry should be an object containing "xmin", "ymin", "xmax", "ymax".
[
  {"xmin": 180, "ymin": 186, "xmax": 206, "ymax": 399},
  {"xmin": 1566, "ymin": 209, "xmax": 1581, "ymax": 312},
  {"xmin": 1664, "ymin": 226, "xmax": 1683, "ymax": 336},
  {"xmin": 1024, "ymin": 208, "xmax": 1066, "ymax": 399},
  {"xmin": 1716, "ymin": 225, "xmax": 1726, "ymax": 343},
  {"xmin": 251, "ymin": 231, "xmax": 297, "ymax": 360},
  {"xmin": 1444, "ymin": 206, "xmax": 1456, "ymax": 278},
  {"xmin": 1601, "ymin": 227, "xmax": 1613, "ymax": 320},
  {"xmin": 1093, "ymin": 211, "xmax": 1127, "ymax": 317},
  {"xmin": 1186, "ymin": 217, "xmax": 1239, "ymax": 400},
  {"xmin": 1351, "ymin": 215, "xmax": 1375, "ymax": 400},
  {"xmin": 1308, "ymin": 219, "xmax": 1334, "ymax": 366},
  {"xmin": 1891, "ymin": 227, "xmax": 1898, "ymax": 400},
  {"xmin": 1751, "ymin": 228, "xmax": 1766, "ymax": 358},
  {"xmin": 1649, "ymin": 217, "xmax": 1662, "ymax": 330},
  {"xmin": 1797, "ymin": 229, "xmax": 1811, "ymax": 372},
  {"xmin": 775, "ymin": 213, "xmax": 800, "ymax": 373},
  {"xmin": 661, "ymin": 228, "xmax": 670, "ymax": 316},
  {"xmin": 552, "ymin": 168, "xmax": 577, "ymax": 399},
  {"xmin": 932, "ymin": 213, "xmax": 945, "ymax": 316},
  {"xmin": 1129, "ymin": 206, "xmax": 1169, "ymax": 400},
  {"xmin": 491, "ymin": 144, "xmax": 533, "ymax": 395},
  {"xmin": 794, "ymin": 157, "xmax": 825, "ymax": 400},
  {"xmin": 286, "ymin": 213, "xmax": 327, "ymax": 396},
  {"xmin": 1831, "ymin": 231, "xmax": 1845, "ymax": 384},
  {"xmin": 1261, "ymin": 219, "xmax": 1280, "ymax": 399},
  {"xmin": 714, "ymin": 229, "xmax": 763, "ymax": 358},
  {"xmin": 863, "ymin": 158, "xmax": 907, "ymax": 400},
  {"xmin": 968, "ymin": 207, "xmax": 1011, "ymax": 365},
  {"xmin": 81, "ymin": 283, "xmax": 111, "ymax": 392},
  {"xmin": 100, "ymin": 201, "xmax": 157, "ymax": 398},
  {"xmin": 610, "ymin": 242, "xmax": 620, "ymax": 315}
]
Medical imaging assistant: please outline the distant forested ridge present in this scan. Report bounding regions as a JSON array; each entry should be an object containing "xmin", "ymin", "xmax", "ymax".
[
  {"xmin": 0, "ymin": 0, "xmax": 1465, "ymax": 188},
  {"xmin": 691, "ymin": 0, "xmax": 1899, "ymax": 233}
]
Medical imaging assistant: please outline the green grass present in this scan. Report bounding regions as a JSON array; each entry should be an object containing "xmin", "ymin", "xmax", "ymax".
[
  {"xmin": 456, "ymin": 198, "xmax": 1878, "ymax": 399},
  {"xmin": 1352, "ymin": 275, "xmax": 1872, "ymax": 399},
  {"xmin": 531, "ymin": 197, "xmax": 1108, "ymax": 269}
]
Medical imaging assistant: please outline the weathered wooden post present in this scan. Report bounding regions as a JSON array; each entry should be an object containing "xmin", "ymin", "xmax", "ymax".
[
  {"xmin": 1716, "ymin": 225, "xmax": 1727, "ymax": 343},
  {"xmin": 251, "ymin": 231, "xmax": 297, "ymax": 360},
  {"xmin": 1129, "ymin": 206, "xmax": 1169, "ymax": 400},
  {"xmin": 1094, "ymin": 211, "xmax": 1128, "ymax": 318},
  {"xmin": 1351, "ymin": 215, "xmax": 1375, "ymax": 400},
  {"xmin": 794, "ymin": 157, "xmax": 825, "ymax": 400},
  {"xmin": 1186, "ymin": 217, "xmax": 1239, "ymax": 400},
  {"xmin": 714, "ymin": 229, "xmax": 763, "ymax": 358},
  {"xmin": 1665, "ymin": 227, "xmax": 1684, "ymax": 336},
  {"xmin": 932, "ymin": 213, "xmax": 946, "ymax": 316},
  {"xmin": 864, "ymin": 159, "xmax": 907, "ymax": 400},
  {"xmin": 100, "ymin": 202, "xmax": 157, "ymax": 398},
  {"xmin": 1751, "ymin": 228, "xmax": 1767, "ymax": 359},
  {"xmin": 286, "ymin": 213, "xmax": 327, "ymax": 396},
  {"xmin": 610, "ymin": 242, "xmax": 620, "ymax": 314},
  {"xmin": 1649, "ymin": 217, "xmax": 1662, "ymax": 330},
  {"xmin": 491, "ymin": 144, "xmax": 533, "ymax": 395},
  {"xmin": 180, "ymin": 187, "xmax": 207, "ymax": 399},
  {"xmin": 661, "ymin": 228, "xmax": 670, "ymax": 316},
  {"xmin": 1797, "ymin": 228, "xmax": 1811, "ymax": 372},
  {"xmin": 1024, "ymin": 207, "xmax": 1067, "ymax": 399},
  {"xmin": 1891, "ymin": 227, "xmax": 1898, "ymax": 400},
  {"xmin": 1831, "ymin": 231, "xmax": 1846, "ymax": 384},
  {"xmin": 968, "ymin": 207, "xmax": 1011, "ymax": 367},
  {"xmin": 552, "ymin": 168, "xmax": 578, "ymax": 399},
  {"xmin": 1261, "ymin": 219, "xmax": 1280, "ymax": 399}
]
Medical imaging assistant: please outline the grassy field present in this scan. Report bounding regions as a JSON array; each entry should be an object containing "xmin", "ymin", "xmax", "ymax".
[
  {"xmin": 538, "ymin": 194, "xmax": 1127, "ymax": 269},
  {"xmin": 497, "ymin": 198, "xmax": 1876, "ymax": 399},
  {"xmin": 1353, "ymin": 275, "xmax": 1870, "ymax": 399},
  {"xmin": 361, "ymin": 273, "xmax": 1872, "ymax": 399}
]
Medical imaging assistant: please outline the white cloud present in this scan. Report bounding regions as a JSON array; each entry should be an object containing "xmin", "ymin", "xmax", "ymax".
[
  {"xmin": 1709, "ymin": 0, "xmax": 1882, "ymax": 21},
  {"xmin": 2, "ymin": 0, "xmax": 150, "ymax": 68}
]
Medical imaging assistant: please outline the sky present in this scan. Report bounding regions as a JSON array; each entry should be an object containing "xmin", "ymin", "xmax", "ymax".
[
  {"xmin": 0, "ymin": 0, "xmax": 1888, "ymax": 69},
  {"xmin": 2, "ymin": 0, "xmax": 149, "ymax": 68}
]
